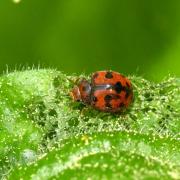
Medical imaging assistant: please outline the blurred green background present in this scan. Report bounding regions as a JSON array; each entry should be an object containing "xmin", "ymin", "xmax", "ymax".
[{"xmin": 0, "ymin": 0, "xmax": 180, "ymax": 81}]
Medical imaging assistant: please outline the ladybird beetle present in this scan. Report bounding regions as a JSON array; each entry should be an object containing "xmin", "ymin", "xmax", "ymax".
[{"xmin": 70, "ymin": 71, "xmax": 133, "ymax": 113}]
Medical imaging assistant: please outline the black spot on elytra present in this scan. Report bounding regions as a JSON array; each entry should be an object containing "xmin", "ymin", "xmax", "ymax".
[
  {"xmin": 105, "ymin": 71, "xmax": 113, "ymax": 79},
  {"xmin": 104, "ymin": 95, "xmax": 112, "ymax": 102},
  {"xmin": 114, "ymin": 82, "xmax": 124, "ymax": 94}
]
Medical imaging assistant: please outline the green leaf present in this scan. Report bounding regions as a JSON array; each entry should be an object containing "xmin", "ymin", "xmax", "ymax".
[
  {"xmin": 9, "ymin": 132, "xmax": 180, "ymax": 179},
  {"xmin": 0, "ymin": 69, "xmax": 179, "ymax": 179}
]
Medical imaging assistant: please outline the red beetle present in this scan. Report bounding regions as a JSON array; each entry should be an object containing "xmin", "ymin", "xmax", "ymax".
[{"xmin": 70, "ymin": 71, "xmax": 133, "ymax": 113}]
